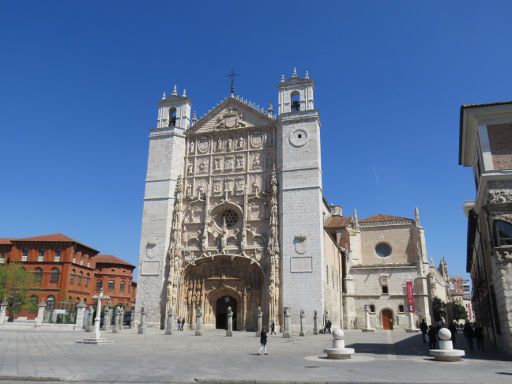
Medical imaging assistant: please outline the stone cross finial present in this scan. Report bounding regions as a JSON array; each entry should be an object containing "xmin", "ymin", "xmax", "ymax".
[
  {"xmin": 305, "ymin": 70, "xmax": 309, "ymax": 79},
  {"xmin": 292, "ymin": 67, "xmax": 297, "ymax": 78},
  {"xmin": 182, "ymin": 89, "xmax": 187, "ymax": 97},
  {"xmin": 171, "ymin": 85, "xmax": 177, "ymax": 96},
  {"xmin": 280, "ymin": 74, "xmax": 285, "ymax": 83},
  {"xmin": 162, "ymin": 91, "xmax": 166, "ymax": 100}
]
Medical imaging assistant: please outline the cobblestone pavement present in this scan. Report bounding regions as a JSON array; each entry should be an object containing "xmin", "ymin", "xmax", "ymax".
[{"xmin": 0, "ymin": 327, "xmax": 511, "ymax": 383}]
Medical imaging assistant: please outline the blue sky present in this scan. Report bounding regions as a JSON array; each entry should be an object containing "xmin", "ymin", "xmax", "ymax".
[{"xmin": 1, "ymin": 0, "xmax": 511, "ymax": 279}]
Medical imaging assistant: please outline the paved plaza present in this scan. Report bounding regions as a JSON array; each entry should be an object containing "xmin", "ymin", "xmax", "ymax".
[{"xmin": 0, "ymin": 327, "xmax": 511, "ymax": 384}]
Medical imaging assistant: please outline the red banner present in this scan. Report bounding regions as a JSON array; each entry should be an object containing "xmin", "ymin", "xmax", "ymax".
[{"xmin": 406, "ymin": 281, "xmax": 416, "ymax": 313}]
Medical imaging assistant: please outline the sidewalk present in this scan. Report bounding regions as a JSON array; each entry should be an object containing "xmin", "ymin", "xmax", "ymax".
[{"xmin": 0, "ymin": 328, "xmax": 510, "ymax": 383}]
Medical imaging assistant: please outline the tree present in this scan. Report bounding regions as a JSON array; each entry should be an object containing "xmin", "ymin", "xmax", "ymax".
[
  {"xmin": 432, "ymin": 297, "xmax": 447, "ymax": 322},
  {"xmin": 452, "ymin": 301, "xmax": 468, "ymax": 321},
  {"xmin": 0, "ymin": 263, "xmax": 37, "ymax": 320}
]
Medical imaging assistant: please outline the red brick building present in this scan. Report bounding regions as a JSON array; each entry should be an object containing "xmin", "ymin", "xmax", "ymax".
[
  {"xmin": 94, "ymin": 254, "xmax": 137, "ymax": 307},
  {"xmin": 0, "ymin": 233, "xmax": 136, "ymax": 318}
]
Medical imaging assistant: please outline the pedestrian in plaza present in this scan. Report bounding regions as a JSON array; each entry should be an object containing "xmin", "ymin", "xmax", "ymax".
[
  {"xmin": 180, "ymin": 317, "xmax": 185, "ymax": 331},
  {"xmin": 270, "ymin": 320, "xmax": 276, "ymax": 335},
  {"xmin": 257, "ymin": 327, "xmax": 268, "ymax": 355},
  {"xmin": 177, "ymin": 316, "xmax": 181, "ymax": 331},
  {"xmin": 326, "ymin": 320, "xmax": 332, "ymax": 334},
  {"xmin": 474, "ymin": 322, "xmax": 484, "ymax": 352},
  {"xmin": 448, "ymin": 321, "xmax": 458, "ymax": 345},
  {"xmin": 463, "ymin": 321, "xmax": 474, "ymax": 352},
  {"xmin": 428, "ymin": 325, "xmax": 437, "ymax": 349},
  {"xmin": 419, "ymin": 319, "xmax": 428, "ymax": 344}
]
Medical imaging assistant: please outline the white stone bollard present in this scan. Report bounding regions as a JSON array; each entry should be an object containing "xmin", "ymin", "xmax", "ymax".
[
  {"xmin": 112, "ymin": 307, "xmax": 120, "ymax": 333},
  {"xmin": 0, "ymin": 299, "xmax": 8, "ymax": 325},
  {"xmin": 74, "ymin": 301, "xmax": 86, "ymax": 330},
  {"xmin": 165, "ymin": 306, "xmax": 174, "ymax": 335},
  {"xmin": 362, "ymin": 309, "xmax": 374, "ymax": 332},
  {"xmin": 255, "ymin": 306, "xmax": 262, "ymax": 337},
  {"xmin": 323, "ymin": 328, "xmax": 355, "ymax": 359},
  {"xmin": 118, "ymin": 307, "xmax": 124, "ymax": 331},
  {"xmin": 226, "ymin": 306, "xmax": 233, "ymax": 337},
  {"xmin": 313, "ymin": 310, "xmax": 318, "ymax": 335},
  {"xmin": 35, "ymin": 302, "xmax": 46, "ymax": 326},
  {"xmin": 429, "ymin": 328, "xmax": 465, "ymax": 362},
  {"xmin": 282, "ymin": 307, "xmax": 291, "ymax": 338},
  {"xmin": 138, "ymin": 307, "xmax": 146, "ymax": 335},
  {"xmin": 299, "ymin": 309, "xmax": 305, "ymax": 336},
  {"xmin": 86, "ymin": 306, "xmax": 94, "ymax": 332},
  {"xmin": 405, "ymin": 312, "xmax": 420, "ymax": 333},
  {"xmin": 195, "ymin": 306, "xmax": 202, "ymax": 336}
]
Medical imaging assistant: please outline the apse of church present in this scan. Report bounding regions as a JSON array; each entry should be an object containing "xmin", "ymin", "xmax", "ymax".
[{"xmin": 165, "ymin": 103, "xmax": 280, "ymax": 331}]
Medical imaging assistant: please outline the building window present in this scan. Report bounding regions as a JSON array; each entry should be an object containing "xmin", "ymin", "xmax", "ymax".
[
  {"xmin": 291, "ymin": 91, "xmax": 301, "ymax": 112},
  {"xmin": 398, "ymin": 304, "xmax": 405, "ymax": 313},
  {"xmin": 46, "ymin": 295, "xmax": 55, "ymax": 309},
  {"xmin": 34, "ymin": 267, "xmax": 43, "ymax": 283},
  {"xmin": 22, "ymin": 248, "xmax": 29, "ymax": 262},
  {"xmin": 0, "ymin": 252, "xmax": 4, "ymax": 264},
  {"xmin": 120, "ymin": 280, "xmax": 126, "ymax": 292},
  {"xmin": 70, "ymin": 269, "xmax": 76, "ymax": 284},
  {"xmin": 55, "ymin": 248, "xmax": 61, "ymax": 262},
  {"xmin": 375, "ymin": 242, "xmax": 392, "ymax": 257},
  {"xmin": 38, "ymin": 249, "xmax": 45, "ymax": 262},
  {"xmin": 108, "ymin": 280, "xmax": 115, "ymax": 290},
  {"xmin": 493, "ymin": 220, "xmax": 512, "ymax": 247},
  {"xmin": 169, "ymin": 107, "xmax": 177, "ymax": 127},
  {"xmin": 77, "ymin": 271, "xmax": 83, "ymax": 285},
  {"xmin": 369, "ymin": 304, "xmax": 376, "ymax": 313},
  {"xmin": 50, "ymin": 268, "xmax": 59, "ymax": 283},
  {"xmin": 96, "ymin": 280, "xmax": 102, "ymax": 291},
  {"xmin": 382, "ymin": 285, "xmax": 389, "ymax": 294}
]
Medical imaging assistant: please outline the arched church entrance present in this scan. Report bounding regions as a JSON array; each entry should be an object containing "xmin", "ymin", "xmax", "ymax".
[
  {"xmin": 215, "ymin": 295, "xmax": 237, "ymax": 330},
  {"xmin": 178, "ymin": 255, "xmax": 265, "ymax": 331}
]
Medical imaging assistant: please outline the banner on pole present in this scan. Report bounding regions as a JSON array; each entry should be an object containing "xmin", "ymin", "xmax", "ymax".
[{"xmin": 406, "ymin": 281, "xmax": 416, "ymax": 313}]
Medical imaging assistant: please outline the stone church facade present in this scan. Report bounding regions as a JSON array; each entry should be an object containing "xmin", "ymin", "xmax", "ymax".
[{"xmin": 135, "ymin": 69, "xmax": 444, "ymax": 333}]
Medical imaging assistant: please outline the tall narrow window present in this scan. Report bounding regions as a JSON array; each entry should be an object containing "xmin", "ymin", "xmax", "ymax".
[
  {"xmin": 291, "ymin": 91, "xmax": 300, "ymax": 112},
  {"xmin": 382, "ymin": 285, "xmax": 389, "ymax": 294},
  {"xmin": 77, "ymin": 271, "xmax": 83, "ymax": 285},
  {"xmin": 120, "ymin": 280, "xmax": 126, "ymax": 292},
  {"xmin": 398, "ymin": 304, "xmax": 405, "ymax": 313},
  {"xmin": 70, "ymin": 269, "xmax": 75, "ymax": 284},
  {"xmin": 22, "ymin": 248, "xmax": 29, "ymax": 262},
  {"xmin": 96, "ymin": 280, "xmax": 102, "ymax": 291},
  {"xmin": 50, "ymin": 268, "xmax": 59, "ymax": 283},
  {"xmin": 34, "ymin": 267, "xmax": 43, "ymax": 284},
  {"xmin": 169, "ymin": 107, "xmax": 177, "ymax": 127},
  {"xmin": 38, "ymin": 249, "xmax": 45, "ymax": 262},
  {"xmin": 108, "ymin": 280, "xmax": 115, "ymax": 290},
  {"xmin": 55, "ymin": 248, "xmax": 61, "ymax": 262}
]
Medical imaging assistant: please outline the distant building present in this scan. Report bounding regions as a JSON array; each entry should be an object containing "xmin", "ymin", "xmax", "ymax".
[
  {"xmin": 459, "ymin": 101, "xmax": 512, "ymax": 355},
  {"xmin": 0, "ymin": 234, "xmax": 137, "ymax": 319}
]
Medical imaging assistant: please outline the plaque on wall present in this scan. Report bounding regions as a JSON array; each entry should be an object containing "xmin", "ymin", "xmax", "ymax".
[
  {"xmin": 141, "ymin": 261, "xmax": 160, "ymax": 276},
  {"xmin": 290, "ymin": 257, "xmax": 313, "ymax": 273}
]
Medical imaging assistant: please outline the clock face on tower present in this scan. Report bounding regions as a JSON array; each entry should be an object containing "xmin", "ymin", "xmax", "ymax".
[{"xmin": 289, "ymin": 128, "xmax": 308, "ymax": 147}]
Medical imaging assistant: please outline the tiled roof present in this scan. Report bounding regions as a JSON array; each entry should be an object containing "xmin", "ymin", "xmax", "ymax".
[
  {"xmin": 95, "ymin": 254, "xmax": 135, "ymax": 269},
  {"xmin": 359, "ymin": 214, "xmax": 412, "ymax": 223},
  {"xmin": 0, "ymin": 238, "xmax": 13, "ymax": 245},
  {"xmin": 324, "ymin": 216, "xmax": 352, "ymax": 229},
  {"xmin": 11, "ymin": 233, "xmax": 99, "ymax": 253}
]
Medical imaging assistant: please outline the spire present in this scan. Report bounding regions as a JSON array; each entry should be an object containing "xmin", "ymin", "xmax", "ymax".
[
  {"xmin": 171, "ymin": 85, "xmax": 177, "ymax": 96},
  {"xmin": 182, "ymin": 89, "xmax": 187, "ymax": 97},
  {"xmin": 280, "ymin": 74, "xmax": 285, "ymax": 83},
  {"xmin": 352, "ymin": 209, "xmax": 360, "ymax": 230},
  {"xmin": 292, "ymin": 67, "xmax": 297, "ymax": 78},
  {"xmin": 415, "ymin": 207, "xmax": 420, "ymax": 226},
  {"xmin": 305, "ymin": 70, "xmax": 309, "ymax": 79},
  {"xmin": 162, "ymin": 91, "xmax": 166, "ymax": 100}
]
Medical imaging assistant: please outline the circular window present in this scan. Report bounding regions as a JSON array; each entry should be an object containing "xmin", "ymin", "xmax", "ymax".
[
  {"xmin": 222, "ymin": 209, "xmax": 239, "ymax": 228},
  {"xmin": 375, "ymin": 242, "xmax": 392, "ymax": 257}
]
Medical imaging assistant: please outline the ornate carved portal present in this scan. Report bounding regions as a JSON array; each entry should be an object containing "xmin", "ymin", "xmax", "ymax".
[{"xmin": 176, "ymin": 256, "xmax": 265, "ymax": 331}]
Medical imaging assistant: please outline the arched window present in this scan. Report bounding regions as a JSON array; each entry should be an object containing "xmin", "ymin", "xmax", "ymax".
[
  {"xmin": 46, "ymin": 295, "xmax": 55, "ymax": 310},
  {"xmin": 85, "ymin": 273, "xmax": 90, "ymax": 287},
  {"xmin": 34, "ymin": 267, "xmax": 43, "ymax": 283},
  {"xmin": 50, "ymin": 268, "xmax": 60, "ymax": 283},
  {"xmin": 120, "ymin": 280, "xmax": 126, "ymax": 292},
  {"xmin": 493, "ymin": 220, "xmax": 512, "ymax": 246},
  {"xmin": 96, "ymin": 280, "xmax": 102, "ymax": 291},
  {"xmin": 398, "ymin": 304, "xmax": 405, "ymax": 313},
  {"xmin": 108, "ymin": 280, "xmax": 115, "ymax": 290},
  {"xmin": 291, "ymin": 91, "xmax": 301, "ymax": 112},
  {"xmin": 169, "ymin": 107, "xmax": 177, "ymax": 127},
  {"xmin": 70, "ymin": 269, "xmax": 75, "ymax": 284},
  {"xmin": 77, "ymin": 271, "xmax": 83, "ymax": 285}
]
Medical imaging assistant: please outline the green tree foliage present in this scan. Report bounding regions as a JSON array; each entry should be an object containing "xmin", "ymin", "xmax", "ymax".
[
  {"xmin": 452, "ymin": 301, "xmax": 468, "ymax": 321},
  {"xmin": 0, "ymin": 263, "xmax": 37, "ymax": 319},
  {"xmin": 432, "ymin": 297, "xmax": 447, "ymax": 322}
]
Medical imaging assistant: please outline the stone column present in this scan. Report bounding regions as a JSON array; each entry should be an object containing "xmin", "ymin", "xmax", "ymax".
[
  {"xmin": 138, "ymin": 307, "xmax": 146, "ymax": 335},
  {"xmin": 35, "ymin": 302, "xmax": 46, "ymax": 326},
  {"xmin": 405, "ymin": 312, "xmax": 419, "ymax": 333},
  {"xmin": 75, "ymin": 301, "xmax": 86, "ymax": 329},
  {"xmin": 86, "ymin": 306, "xmax": 94, "ymax": 332},
  {"xmin": 112, "ymin": 307, "xmax": 120, "ymax": 333},
  {"xmin": 195, "ymin": 306, "xmax": 202, "ymax": 336},
  {"xmin": 118, "ymin": 307, "xmax": 124, "ymax": 331},
  {"xmin": 283, "ymin": 307, "xmax": 291, "ymax": 338},
  {"xmin": 226, "ymin": 306, "xmax": 233, "ymax": 337},
  {"xmin": 313, "ymin": 310, "xmax": 318, "ymax": 335},
  {"xmin": 102, "ymin": 307, "xmax": 110, "ymax": 330},
  {"xmin": 299, "ymin": 309, "xmax": 305, "ymax": 336},
  {"xmin": 255, "ymin": 306, "xmax": 262, "ymax": 337},
  {"xmin": 165, "ymin": 306, "xmax": 174, "ymax": 335},
  {"xmin": 0, "ymin": 299, "xmax": 8, "ymax": 325},
  {"xmin": 362, "ymin": 306, "xmax": 375, "ymax": 332},
  {"xmin": 129, "ymin": 308, "xmax": 135, "ymax": 329}
]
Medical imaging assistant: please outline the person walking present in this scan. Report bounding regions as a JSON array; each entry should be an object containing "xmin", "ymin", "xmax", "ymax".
[
  {"xmin": 474, "ymin": 322, "xmax": 484, "ymax": 352},
  {"xmin": 326, "ymin": 320, "xmax": 332, "ymax": 334},
  {"xmin": 258, "ymin": 327, "xmax": 268, "ymax": 355},
  {"xmin": 270, "ymin": 320, "xmax": 276, "ymax": 335},
  {"xmin": 448, "ymin": 321, "xmax": 458, "ymax": 345},
  {"xmin": 419, "ymin": 319, "xmax": 428, "ymax": 344},
  {"xmin": 463, "ymin": 321, "xmax": 474, "ymax": 352},
  {"xmin": 180, "ymin": 317, "xmax": 185, "ymax": 331},
  {"xmin": 428, "ymin": 325, "xmax": 437, "ymax": 349},
  {"xmin": 177, "ymin": 317, "xmax": 181, "ymax": 331}
]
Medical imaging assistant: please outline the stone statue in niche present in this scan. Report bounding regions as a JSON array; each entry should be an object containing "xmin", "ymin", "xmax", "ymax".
[
  {"xmin": 237, "ymin": 136, "xmax": 244, "ymax": 149},
  {"xmin": 214, "ymin": 158, "xmax": 222, "ymax": 170},
  {"xmin": 216, "ymin": 138, "xmax": 223, "ymax": 152},
  {"xmin": 235, "ymin": 177, "xmax": 244, "ymax": 191},
  {"xmin": 225, "ymin": 157, "xmax": 233, "ymax": 170},
  {"xmin": 252, "ymin": 154, "xmax": 261, "ymax": 169},
  {"xmin": 186, "ymin": 184, "xmax": 192, "ymax": 197},
  {"xmin": 189, "ymin": 141, "xmax": 195, "ymax": 153},
  {"xmin": 213, "ymin": 179, "xmax": 222, "ymax": 193},
  {"xmin": 187, "ymin": 162, "xmax": 194, "ymax": 174},
  {"xmin": 227, "ymin": 137, "xmax": 233, "ymax": 152},
  {"xmin": 236, "ymin": 156, "xmax": 244, "ymax": 168},
  {"xmin": 199, "ymin": 160, "xmax": 207, "ymax": 171}
]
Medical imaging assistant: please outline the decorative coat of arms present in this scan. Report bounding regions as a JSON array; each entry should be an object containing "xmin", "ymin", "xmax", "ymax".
[{"xmin": 215, "ymin": 108, "xmax": 246, "ymax": 130}]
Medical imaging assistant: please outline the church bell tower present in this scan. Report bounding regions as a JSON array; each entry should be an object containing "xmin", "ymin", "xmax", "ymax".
[
  {"xmin": 276, "ymin": 68, "xmax": 325, "ymax": 333},
  {"xmin": 136, "ymin": 86, "xmax": 191, "ymax": 327}
]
